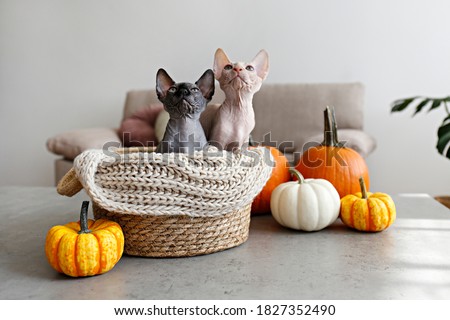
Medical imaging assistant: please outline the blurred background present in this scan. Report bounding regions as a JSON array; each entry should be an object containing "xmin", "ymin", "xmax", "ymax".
[{"xmin": 1, "ymin": 0, "xmax": 449, "ymax": 195}]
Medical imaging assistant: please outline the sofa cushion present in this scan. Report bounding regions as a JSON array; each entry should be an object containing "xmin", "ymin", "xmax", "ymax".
[
  {"xmin": 46, "ymin": 128, "xmax": 121, "ymax": 160},
  {"xmin": 118, "ymin": 104, "xmax": 164, "ymax": 147}
]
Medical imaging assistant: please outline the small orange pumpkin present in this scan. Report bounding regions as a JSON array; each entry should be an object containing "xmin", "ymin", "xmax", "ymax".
[
  {"xmin": 340, "ymin": 177, "xmax": 396, "ymax": 232},
  {"xmin": 45, "ymin": 201, "xmax": 124, "ymax": 277},
  {"xmin": 295, "ymin": 106, "xmax": 370, "ymax": 198},
  {"xmin": 251, "ymin": 146, "xmax": 291, "ymax": 214}
]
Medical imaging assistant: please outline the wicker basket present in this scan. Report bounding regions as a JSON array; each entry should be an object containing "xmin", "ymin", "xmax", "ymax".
[{"xmin": 57, "ymin": 147, "xmax": 272, "ymax": 257}]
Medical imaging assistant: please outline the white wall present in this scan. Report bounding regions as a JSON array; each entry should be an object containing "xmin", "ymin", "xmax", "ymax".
[{"xmin": 1, "ymin": 0, "xmax": 449, "ymax": 195}]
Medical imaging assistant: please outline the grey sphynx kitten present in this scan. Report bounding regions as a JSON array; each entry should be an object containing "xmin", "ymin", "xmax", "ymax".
[{"xmin": 156, "ymin": 68, "xmax": 215, "ymax": 153}]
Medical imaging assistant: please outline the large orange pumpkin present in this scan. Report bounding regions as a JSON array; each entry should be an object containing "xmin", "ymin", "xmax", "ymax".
[
  {"xmin": 251, "ymin": 146, "xmax": 291, "ymax": 214},
  {"xmin": 295, "ymin": 106, "xmax": 370, "ymax": 198}
]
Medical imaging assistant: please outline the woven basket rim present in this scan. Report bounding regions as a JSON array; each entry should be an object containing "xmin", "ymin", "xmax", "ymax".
[{"xmin": 71, "ymin": 147, "xmax": 272, "ymax": 218}]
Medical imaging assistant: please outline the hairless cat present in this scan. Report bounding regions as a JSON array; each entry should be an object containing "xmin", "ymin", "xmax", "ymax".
[
  {"xmin": 156, "ymin": 68, "xmax": 215, "ymax": 154},
  {"xmin": 200, "ymin": 48, "xmax": 269, "ymax": 151}
]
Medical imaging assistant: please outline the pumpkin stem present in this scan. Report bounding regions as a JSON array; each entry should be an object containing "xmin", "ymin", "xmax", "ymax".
[
  {"xmin": 289, "ymin": 168, "xmax": 305, "ymax": 184},
  {"xmin": 78, "ymin": 201, "xmax": 91, "ymax": 234},
  {"xmin": 322, "ymin": 106, "xmax": 341, "ymax": 147},
  {"xmin": 248, "ymin": 135, "xmax": 257, "ymax": 147},
  {"xmin": 359, "ymin": 177, "xmax": 368, "ymax": 199}
]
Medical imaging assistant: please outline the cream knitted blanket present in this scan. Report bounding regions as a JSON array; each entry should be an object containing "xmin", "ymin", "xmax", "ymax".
[{"xmin": 69, "ymin": 147, "xmax": 272, "ymax": 217}]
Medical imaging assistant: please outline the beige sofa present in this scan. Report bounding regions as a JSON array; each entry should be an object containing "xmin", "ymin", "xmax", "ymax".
[{"xmin": 47, "ymin": 82, "xmax": 376, "ymax": 185}]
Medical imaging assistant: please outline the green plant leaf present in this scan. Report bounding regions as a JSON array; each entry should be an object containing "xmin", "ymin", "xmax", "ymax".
[
  {"xmin": 428, "ymin": 99, "xmax": 443, "ymax": 112},
  {"xmin": 391, "ymin": 97, "xmax": 417, "ymax": 112},
  {"xmin": 436, "ymin": 115, "xmax": 450, "ymax": 159},
  {"xmin": 413, "ymin": 98, "xmax": 430, "ymax": 116},
  {"xmin": 444, "ymin": 114, "xmax": 450, "ymax": 122},
  {"xmin": 446, "ymin": 146, "xmax": 450, "ymax": 159}
]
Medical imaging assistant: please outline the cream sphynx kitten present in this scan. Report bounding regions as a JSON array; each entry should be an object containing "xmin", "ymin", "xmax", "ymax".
[{"xmin": 200, "ymin": 48, "xmax": 269, "ymax": 151}]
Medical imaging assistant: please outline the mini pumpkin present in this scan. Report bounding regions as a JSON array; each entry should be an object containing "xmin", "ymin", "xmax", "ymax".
[
  {"xmin": 270, "ymin": 169, "xmax": 340, "ymax": 231},
  {"xmin": 45, "ymin": 201, "xmax": 124, "ymax": 277},
  {"xmin": 251, "ymin": 146, "xmax": 291, "ymax": 214},
  {"xmin": 340, "ymin": 177, "xmax": 396, "ymax": 232},
  {"xmin": 295, "ymin": 106, "xmax": 370, "ymax": 198}
]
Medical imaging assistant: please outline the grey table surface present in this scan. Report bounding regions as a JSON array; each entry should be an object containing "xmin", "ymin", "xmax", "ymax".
[{"xmin": 0, "ymin": 186, "xmax": 449, "ymax": 300}]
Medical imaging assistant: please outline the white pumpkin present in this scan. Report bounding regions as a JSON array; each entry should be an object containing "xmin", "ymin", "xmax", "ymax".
[{"xmin": 270, "ymin": 169, "xmax": 340, "ymax": 231}]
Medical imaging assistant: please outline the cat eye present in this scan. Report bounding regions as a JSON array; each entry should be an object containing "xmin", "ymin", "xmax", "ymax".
[
  {"xmin": 168, "ymin": 87, "xmax": 177, "ymax": 93},
  {"xmin": 245, "ymin": 65, "xmax": 254, "ymax": 71},
  {"xmin": 224, "ymin": 64, "xmax": 233, "ymax": 70},
  {"xmin": 191, "ymin": 87, "xmax": 200, "ymax": 92}
]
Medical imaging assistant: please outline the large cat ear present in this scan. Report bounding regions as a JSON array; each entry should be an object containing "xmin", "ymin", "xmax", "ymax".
[
  {"xmin": 213, "ymin": 48, "xmax": 232, "ymax": 79},
  {"xmin": 156, "ymin": 68, "xmax": 175, "ymax": 99},
  {"xmin": 196, "ymin": 69, "xmax": 215, "ymax": 101},
  {"xmin": 251, "ymin": 50, "xmax": 269, "ymax": 80}
]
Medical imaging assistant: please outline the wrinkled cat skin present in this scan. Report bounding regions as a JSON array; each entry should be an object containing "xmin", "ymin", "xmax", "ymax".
[
  {"xmin": 156, "ymin": 68, "xmax": 215, "ymax": 153},
  {"xmin": 200, "ymin": 48, "xmax": 269, "ymax": 151}
]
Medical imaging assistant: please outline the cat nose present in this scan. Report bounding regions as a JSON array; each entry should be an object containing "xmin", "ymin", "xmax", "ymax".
[
  {"xmin": 181, "ymin": 88, "xmax": 189, "ymax": 95},
  {"xmin": 233, "ymin": 67, "xmax": 242, "ymax": 72}
]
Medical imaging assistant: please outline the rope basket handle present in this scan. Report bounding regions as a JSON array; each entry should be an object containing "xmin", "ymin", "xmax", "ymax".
[{"xmin": 57, "ymin": 167, "xmax": 83, "ymax": 197}]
